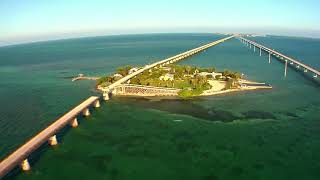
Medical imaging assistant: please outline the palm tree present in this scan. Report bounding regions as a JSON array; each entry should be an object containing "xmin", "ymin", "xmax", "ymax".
[
  {"xmin": 185, "ymin": 65, "xmax": 192, "ymax": 74},
  {"xmin": 207, "ymin": 67, "xmax": 215, "ymax": 73}
]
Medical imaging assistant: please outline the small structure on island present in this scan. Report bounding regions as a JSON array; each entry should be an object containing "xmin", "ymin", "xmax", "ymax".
[
  {"xmin": 184, "ymin": 74, "xmax": 193, "ymax": 78},
  {"xmin": 159, "ymin": 73, "xmax": 174, "ymax": 81},
  {"xmin": 193, "ymin": 69, "xmax": 200, "ymax": 75},
  {"xmin": 160, "ymin": 66, "xmax": 171, "ymax": 71},
  {"xmin": 113, "ymin": 73, "xmax": 123, "ymax": 81},
  {"xmin": 198, "ymin": 72, "xmax": 223, "ymax": 78},
  {"xmin": 129, "ymin": 67, "xmax": 139, "ymax": 74},
  {"xmin": 113, "ymin": 73, "xmax": 123, "ymax": 78}
]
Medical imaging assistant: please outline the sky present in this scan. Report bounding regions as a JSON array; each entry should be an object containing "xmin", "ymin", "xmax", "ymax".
[{"xmin": 0, "ymin": 0, "xmax": 320, "ymax": 45}]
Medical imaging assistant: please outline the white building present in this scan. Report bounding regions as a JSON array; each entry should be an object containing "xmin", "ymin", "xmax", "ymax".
[
  {"xmin": 113, "ymin": 73, "xmax": 123, "ymax": 78},
  {"xmin": 198, "ymin": 72, "xmax": 222, "ymax": 78},
  {"xmin": 159, "ymin": 73, "xmax": 174, "ymax": 81},
  {"xmin": 129, "ymin": 67, "xmax": 139, "ymax": 74}
]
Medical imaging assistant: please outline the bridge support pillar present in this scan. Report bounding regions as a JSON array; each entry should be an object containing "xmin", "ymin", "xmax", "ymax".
[
  {"xmin": 103, "ymin": 92, "xmax": 110, "ymax": 101},
  {"xmin": 269, "ymin": 53, "xmax": 271, "ymax": 63},
  {"xmin": 260, "ymin": 48, "xmax": 262, "ymax": 56},
  {"xmin": 49, "ymin": 135, "xmax": 58, "ymax": 146},
  {"xmin": 70, "ymin": 118, "xmax": 78, "ymax": 127},
  {"xmin": 94, "ymin": 100, "xmax": 100, "ymax": 108},
  {"xmin": 83, "ymin": 108, "xmax": 90, "ymax": 116},
  {"xmin": 20, "ymin": 159, "xmax": 31, "ymax": 171},
  {"xmin": 284, "ymin": 60, "xmax": 288, "ymax": 77},
  {"xmin": 254, "ymin": 45, "xmax": 256, "ymax": 52},
  {"xmin": 304, "ymin": 69, "xmax": 308, "ymax": 72},
  {"xmin": 250, "ymin": 43, "xmax": 251, "ymax": 48}
]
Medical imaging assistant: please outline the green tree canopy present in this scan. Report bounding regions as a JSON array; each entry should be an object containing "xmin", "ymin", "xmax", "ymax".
[{"xmin": 116, "ymin": 65, "xmax": 133, "ymax": 76}]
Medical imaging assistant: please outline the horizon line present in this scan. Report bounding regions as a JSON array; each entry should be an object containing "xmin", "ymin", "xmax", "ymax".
[{"xmin": 1, "ymin": 32, "xmax": 320, "ymax": 48}]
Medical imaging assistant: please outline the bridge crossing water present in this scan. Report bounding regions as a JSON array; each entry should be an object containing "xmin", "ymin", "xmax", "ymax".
[
  {"xmin": 2, "ymin": 34, "xmax": 318, "ymax": 178},
  {"xmin": 101, "ymin": 35, "xmax": 234, "ymax": 99},
  {"xmin": 238, "ymin": 36, "xmax": 320, "ymax": 78},
  {"xmin": 0, "ymin": 96, "xmax": 100, "ymax": 178},
  {"xmin": 0, "ymin": 35, "xmax": 234, "ymax": 178}
]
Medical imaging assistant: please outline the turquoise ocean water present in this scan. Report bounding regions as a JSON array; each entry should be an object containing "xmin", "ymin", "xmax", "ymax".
[{"xmin": 0, "ymin": 34, "xmax": 320, "ymax": 180}]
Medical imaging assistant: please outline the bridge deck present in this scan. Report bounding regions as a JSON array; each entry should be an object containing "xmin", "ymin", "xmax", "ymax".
[
  {"xmin": 106, "ymin": 36, "xmax": 234, "ymax": 91},
  {"xmin": 239, "ymin": 37, "xmax": 320, "ymax": 76},
  {"xmin": 0, "ymin": 35, "xmax": 234, "ymax": 178},
  {"xmin": 0, "ymin": 96, "xmax": 99, "ymax": 178}
]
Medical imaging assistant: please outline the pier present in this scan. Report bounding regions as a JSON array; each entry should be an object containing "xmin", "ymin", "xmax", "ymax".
[
  {"xmin": 238, "ymin": 36, "xmax": 320, "ymax": 78},
  {"xmin": 0, "ymin": 96, "xmax": 101, "ymax": 178},
  {"xmin": 72, "ymin": 74, "xmax": 100, "ymax": 81}
]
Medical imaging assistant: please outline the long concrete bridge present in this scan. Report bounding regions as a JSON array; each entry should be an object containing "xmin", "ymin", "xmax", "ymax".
[
  {"xmin": 0, "ymin": 35, "xmax": 233, "ymax": 178},
  {"xmin": 102, "ymin": 35, "xmax": 234, "ymax": 99},
  {"xmin": 2, "ymin": 34, "xmax": 319, "ymax": 178},
  {"xmin": 0, "ymin": 96, "xmax": 101, "ymax": 178},
  {"xmin": 238, "ymin": 36, "xmax": 320, "ymax": 78}
]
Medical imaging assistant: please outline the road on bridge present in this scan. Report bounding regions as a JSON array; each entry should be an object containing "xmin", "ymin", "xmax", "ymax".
[{"xmin": 0, "ymin": 96, "xmax": 99, "ymax": 178}]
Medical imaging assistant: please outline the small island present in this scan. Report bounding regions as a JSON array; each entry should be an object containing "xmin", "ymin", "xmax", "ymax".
[{"xmin": 96, "ymin": 64, "xmax": 272, "ymax": 98}]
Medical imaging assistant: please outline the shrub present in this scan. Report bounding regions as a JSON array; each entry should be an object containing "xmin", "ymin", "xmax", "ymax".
[
  {"xmin": 96, "ymin": 76, "xmax": 114, "ymax": 86},
  {"xmin": 116, "ymin": 65, "xmax": 133, "ymax": 76},
  {"xmin": 215, "ymin": 75, "xmax": 222, "ymax": 80}
]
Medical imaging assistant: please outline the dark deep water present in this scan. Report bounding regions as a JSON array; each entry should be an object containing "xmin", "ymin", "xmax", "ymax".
[{"xmin": 0, "ymin": 34, "xmax": 319, "ymax": 180}]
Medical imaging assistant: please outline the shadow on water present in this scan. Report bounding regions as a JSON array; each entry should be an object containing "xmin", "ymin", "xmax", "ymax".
[
  {"xmin": 296, "ymin": 70, "xmax": 320, "ymax": 87},
  {"xmin": 1, "ymin": 109, "xmax": 98, "ymax": 180},
  {"xmin": 114, "ymin": 97, "xmax": 278, "ymax": 122},
  {"xmin": 275, "ymin": 58, "xmax": 320, "ymax": 87}
]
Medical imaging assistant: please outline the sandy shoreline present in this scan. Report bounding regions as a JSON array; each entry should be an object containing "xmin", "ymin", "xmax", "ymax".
[
  {"xmin": 98, "ymin": 79, "xmax": 272, "ymax": 98},
  {"xmin": 201, "ymin": 79, "xmax": 272, "ymax": 96}
]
